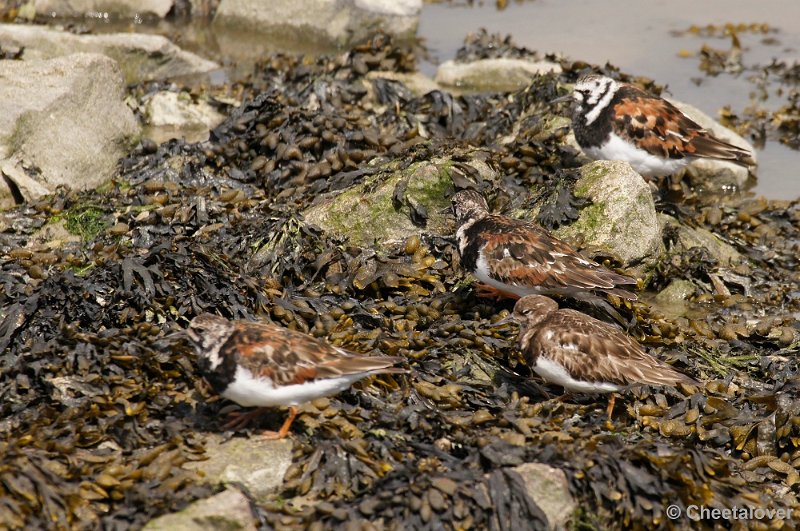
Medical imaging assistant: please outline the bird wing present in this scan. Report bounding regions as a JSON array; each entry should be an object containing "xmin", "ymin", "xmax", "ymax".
[
  {"xmin": 223, "ymin": 321, "xmax": 405, "ymax": 386},
  {"xmin": 480, "ymin": 216, "xmax": 636, "ymax": 295},
  {"xmin": 540, "ymin": 310, "xmax": 697, "ymax": 387},
  {"xmin": 611, "ymin": 85, "xmax": 753, "ymax": 164}
]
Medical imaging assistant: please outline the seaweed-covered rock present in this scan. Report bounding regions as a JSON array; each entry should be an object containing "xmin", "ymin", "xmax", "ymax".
[
  {"xmin": 549, "ymin": 160, "xmax": 663, "ymax": 273},
  {"xmin": 0, "ymin": 53, "xmax": 139, "ymax": 206},
  {"xmin": 435, "ymin": 58, "xmax": 562, "ymax": 92},
  {"xmin": 659, "ymin": 213, "xmax": 744, "ymax": 266},
  {"xmin": 303, "ymin": 156, "xmax": 494, "ymax": 247},
  {"xmin": 0, "ymin": 24, "xmax": 219, "ymax": 83}
]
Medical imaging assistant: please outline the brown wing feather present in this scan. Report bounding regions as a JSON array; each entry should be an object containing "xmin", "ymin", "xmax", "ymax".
[
  {"xmin": 482, "ymin": 216, "xmax": 636, "ymax": 296},
  {"xmin": 612, "ymin": 85, "xmax": 753, "ymax": 164},
  {"xmin": 538, "ymin": 310, "xmax": 697, "ymax": 387},
  {"xmin": 226, "ymin": 321, "xmax": 405, "ymax": 386}
]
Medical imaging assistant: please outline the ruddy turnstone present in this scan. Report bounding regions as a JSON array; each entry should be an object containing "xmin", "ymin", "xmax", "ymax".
[
  {"xmin": 186, "ymin": 313, "xmax": 406, "ymax": 439},
  {"xmin": 510, "ymin": 295, "xmax": 698, "ymax": 420},
  {"xmin": 556, "ymin": 74, "xmax": 755, "ymax": 177},
  {"xmin": 452, "ymin": 189, "xmax": 637, "ymax": 320}
]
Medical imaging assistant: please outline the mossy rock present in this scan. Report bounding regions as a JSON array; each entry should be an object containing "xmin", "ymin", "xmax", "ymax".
[
  {"xmin": 552, "ymin": 160, "xmax": 664, "ymax": 276},
  {"xmin": 303, "ymin": 158, "xmax": 494, "ymax": 248}
]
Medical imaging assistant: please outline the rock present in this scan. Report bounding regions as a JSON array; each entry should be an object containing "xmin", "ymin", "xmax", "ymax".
[
  {"xmin": 365, "ymin": 71, "xmax": 439, "ymax": 98},
  {"xmin": 304, "ymin": 157, "xmax": 494, "ymax": 247},
  {"xmin": 514, "ymin": 462, "xmax": 576, "ymax": 530},
  {"xmin": 551, "ymin": 160, "xmax": 664, "ymax": 273},
  {"xmin": 658, "ymin": 213, "xmax": 744, "ymax": 266},
  {"xmin": 0, "ymin": 24, "xmax": 219, "ymax": 84},
  {"xmin": 435, "ymin": 58, "xmax": 562, "ymax": 92},
  {"xmin": 143, "ymin": 488, "xmax": 258, "ymax": 531},
  {"xmin": 213, "ymin": 0, "xmax": 421, "ymax": 57},
  {"xmin": 667, "ymin": 99, "xmax": 757, "ymax": 191},
  {"xmin": 653, "ymin": 279, "xmax": 697, "ymax": 317},
  {"xmin": 144, "ymin": 91, "xmax": 226, "ymax": 144},
  {"xmin": 655, "ymin": 279, "xmax": 696, "ymax": 304},
  {"xmin": 33, "ymin": 0, "xmax": 174, "ymax": 18},
  {"xmin": 183, "ymin": 434, "xmax": 293, "ymax": 502},
  {"xmin": 0, "ymin": 53, "xmax": 139, "ymax": 207}
]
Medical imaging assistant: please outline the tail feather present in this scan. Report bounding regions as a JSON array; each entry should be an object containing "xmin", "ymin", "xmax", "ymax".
[{"xmin": 691, "ymin": 136, "xmax": 755, "ymax": 167}]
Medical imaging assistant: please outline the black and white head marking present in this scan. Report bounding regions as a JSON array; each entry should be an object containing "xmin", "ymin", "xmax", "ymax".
[{"xmin": 572, "ymin": 75, "xmax": 619, "ymax": 126}]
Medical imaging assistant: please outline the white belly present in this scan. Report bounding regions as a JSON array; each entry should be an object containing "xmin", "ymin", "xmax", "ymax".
[
  {"xmin": 534, "ymin": 356, "xmax": 621, "ymax": 394},
  {"xmin": 223, "ymin": 366, "xmax": 366, "ymax": 407},
  {"xmin": 584, "ymin": 133, "xmax": 689, "ymax": 177}
]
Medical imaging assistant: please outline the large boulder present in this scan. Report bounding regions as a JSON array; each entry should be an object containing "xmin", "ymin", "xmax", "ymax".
[
  {"xmin": 0, "ymin": 24, "xmax": 219, "ymax": 84},
  {"xmin": 0, "ymin": 53, "xmax": 140, "ymax": 207},
  {"xmin": 212, "ymin": 0, "xmax": 422, "ymax": 57},
  {"xmin": 182, "ymin": 434, "xmax": 293, "ymax": 502},
  {"xmin": 32, "ymin": 0, "xmax": 174, "ymax": 18},
  {"xmin": 435, "ymin": 58, "xmax": 562, "ymax": 93},
  {"xmin": 550, "ymin": 160, "xmax": 664, "ymax": 274},
  {"xmin": 304, "ymin": 157, "xmax": 494, "ymax": 247}
]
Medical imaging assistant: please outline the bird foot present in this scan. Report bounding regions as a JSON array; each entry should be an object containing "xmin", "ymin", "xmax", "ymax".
[
  {"xmin": 223, "ymin": 407, "xmax": 267, "ymax": 430},
  {"xmin": 476, "ymin": 283, "xmax": 519, "ymax": 300}
]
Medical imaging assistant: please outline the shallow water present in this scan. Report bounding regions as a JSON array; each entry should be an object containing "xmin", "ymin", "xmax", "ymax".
[
  {"xmin": 73, "ymin": 0, "xmax": 800, "ymax": 199},
  {"xmin": 418, "ymin": 0, "xmax": 800, "ymax": 199}
]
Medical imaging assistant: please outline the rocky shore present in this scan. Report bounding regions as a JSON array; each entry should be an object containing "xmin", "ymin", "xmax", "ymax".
[{"xmin": 1, "ymin": 2, "xmax": 799, "ymax": 529}]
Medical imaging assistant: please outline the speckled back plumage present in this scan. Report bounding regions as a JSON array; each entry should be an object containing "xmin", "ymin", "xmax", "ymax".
[
  {"xmin": 452, "ymin": 190, "xmax": 637, "ymax": 301},
  {"xmin": 186, "ymin": 313, "xmax": 406, "ymax": 395},
  {"xmin": 568, "ymin": 74, "xmax": 754, "ymax": 176},
  {"xmin": 513, "ymin": 295, "xmax": 698, "ymax": 391}
]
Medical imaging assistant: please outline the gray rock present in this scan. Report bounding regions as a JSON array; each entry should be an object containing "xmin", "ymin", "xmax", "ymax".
[
  {"xmin": 143, "ymin": 488, "xmax": 258, "ymax": 531},
  {"xmin": 658, "ymin": 213, "xmax": 744, "ymax": 266},
  {"xmin": 304, "ymin": 157, "xmax": 494, "ymax": 247},
  {"xmin": 365, "ymin": 71, "xmax": 439, "ymax": 98},
  {"xmin": 666, "ymin": 99, "xmax": 756, "ymax": 190},
  {"xmin": 144, "ymin": 91, "xmax": 226, "ymax": 144},
  {"xmin": 551, "ymin": 160, "xmax": 664, "ymax": 273},
  {"xmin": 213, "ymin": 0, "xmax": 421, "ymax": 58},
  {"xmin": 435, "ymin": 58, "xmax": 562, "ymax": 92},
  {"xmin": 0, "ymin": 23, "xmax": 219, "ymax": 84},
  {"xmin": 183, "ymin": 434, "xmax": 293, "ymax": 502},
  {"xmin": 653, "ymin": 279, "xmax": 697, "ymax": 317},
  {"xmin": 514, "ymin": 462, "xmax": 576, "ymax": 530},
  {"xmin": 0, "ymin": 53, "xmax": 139, "ymax": 207},
  {"xmin": 33, "ymin": 0, "xmax": 174, "ymax": 18}
]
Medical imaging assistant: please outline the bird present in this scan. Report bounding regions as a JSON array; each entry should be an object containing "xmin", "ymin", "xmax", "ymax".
[
  {"xmin": 185, "ymin": 313, "xmax": 407, "ymax": 439},
  {"xmin": 509, "ymin": 294, "xmax": 699, "ymax": 421},
  {"xmin": 451, "ymin": 189, "xmax": 637, "ymax": 322},
  {"xmin": 555, "ymin": 73, "xmax": 755, "ymax": 178}
]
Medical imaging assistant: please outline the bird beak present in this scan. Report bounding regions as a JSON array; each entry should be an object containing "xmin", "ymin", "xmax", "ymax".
[
  {"xmin": 493, "ymin": 314, "xmax": 518, "ymax": 327},
  {"xmin": 550, "ymin": 94, "xmax": 572, "ymax": 104},
  {"xmin": 162, "ymin": 329, "xmax": 186, "ymax": 341}
]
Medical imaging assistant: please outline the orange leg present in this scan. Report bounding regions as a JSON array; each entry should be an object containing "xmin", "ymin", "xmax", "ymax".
[
  {"xmin": 555, "ymin": 392, "xmax": 573, "ymax": 403},
  {"xmin": 476, "ymin": 283, "xmax": 520, "ymax": 300},
  {"xmin": 261, "ymin": 406, "xmax": 298, "ymax": 440},
  {"xmin": 605, "ymin": 394, "xmax": 617, "ymax": 429}
]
